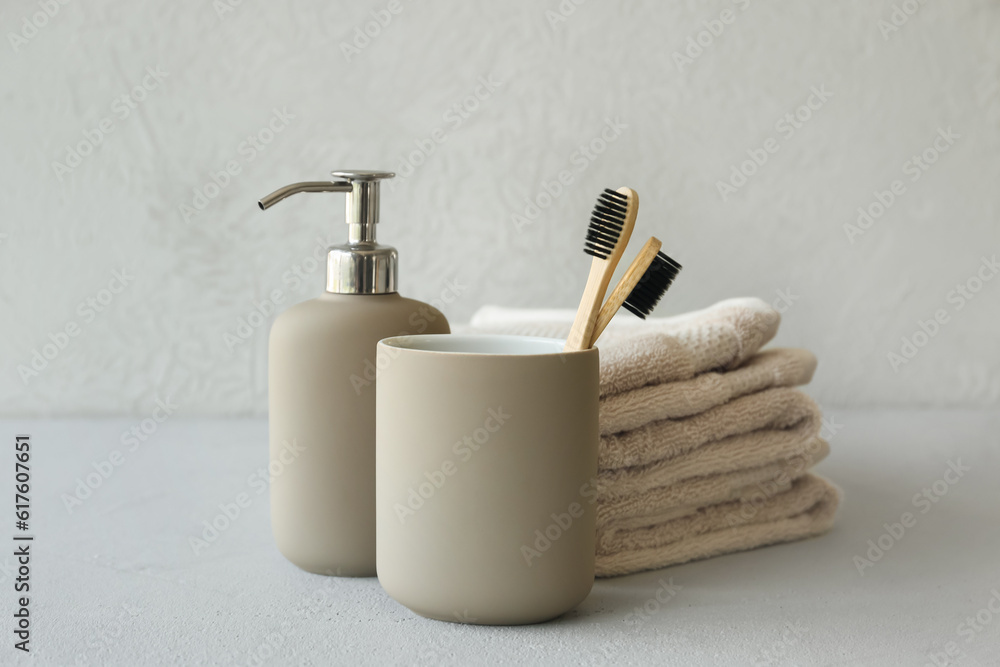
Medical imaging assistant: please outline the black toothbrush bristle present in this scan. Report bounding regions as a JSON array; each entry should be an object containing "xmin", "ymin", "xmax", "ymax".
[
  {"xmin": 622, "ymin": 251, "xmax": 682, "ymax": 318},
  {"xmin": 584, "ymin": 188, "xmax": 629, "ymax": 259}
]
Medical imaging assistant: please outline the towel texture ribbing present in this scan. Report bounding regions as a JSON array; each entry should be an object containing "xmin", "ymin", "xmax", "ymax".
[
  {"xmin": 600, "ymin": 347, "xmax": 817, "ymax": 435},
  {"xmin": 597, "ymin": 440, "xmax": 829, "ymax": 532},
  {"xmin": 600, "ymin": 386, "xmax": 822, "ymax": 471},
  {"xmin": 470, "ymin": 297, "xmax": 781, "ymax": 396},
  {"xmin": 595, "ymin": 475, "xmax": 839, "ymax": 577},
  {"xmin": 467, "ymin": 298, "xmax": 839, "ymax": 577}
]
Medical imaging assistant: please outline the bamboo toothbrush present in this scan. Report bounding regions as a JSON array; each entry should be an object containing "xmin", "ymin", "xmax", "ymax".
[
  {"xmin": 564, "ymin": 187, "xmax": 639, "ymax": 352},
  {"xmin": 589, "ymin": 238, "xmax": 682, "ymax": 346}
]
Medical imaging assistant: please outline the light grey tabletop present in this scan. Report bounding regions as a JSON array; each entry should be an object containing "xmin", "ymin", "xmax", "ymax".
[{"xmin": 3, "ymin": 408, "xmax": 998, "ymax": 666}]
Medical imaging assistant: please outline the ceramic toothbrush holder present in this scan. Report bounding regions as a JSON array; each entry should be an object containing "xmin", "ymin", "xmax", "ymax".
[{"xmin": 375, "ymin": 334, "xmax": 599, "ymax": 625}]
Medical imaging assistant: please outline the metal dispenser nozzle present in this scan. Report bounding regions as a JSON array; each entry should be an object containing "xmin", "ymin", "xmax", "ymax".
[{"xmin": 259, "ymin": 170, "xmax": 397, "ymax": 295}]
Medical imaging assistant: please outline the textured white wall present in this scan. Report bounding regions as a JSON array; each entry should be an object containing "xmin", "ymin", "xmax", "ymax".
[{"xmin": 1, "ymin": 0, "xmax": 998, "ymax": 416}]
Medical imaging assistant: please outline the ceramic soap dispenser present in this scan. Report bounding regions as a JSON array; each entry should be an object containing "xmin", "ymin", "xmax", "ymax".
[{"xmin": 259, "ymin": 170, "xmax": 450, "ymax": 576}]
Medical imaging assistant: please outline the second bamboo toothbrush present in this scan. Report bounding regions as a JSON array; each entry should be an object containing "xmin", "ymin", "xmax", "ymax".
[{"xmin": 590, "ymin": 238, "xmax": 682, "ymax": 344}]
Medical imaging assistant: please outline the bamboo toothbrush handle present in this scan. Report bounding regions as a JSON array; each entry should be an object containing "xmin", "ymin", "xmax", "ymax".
[
  {"xmin": 589, "ymin": 237, "xmax": 662, "ymax": 346},
  {"xmin": 565, "ymin": 258, "xmax": 613, "ymax": 351},
  {"xmin": 564, "ymin": 187, "xmax": 639, "ymax": 352}
]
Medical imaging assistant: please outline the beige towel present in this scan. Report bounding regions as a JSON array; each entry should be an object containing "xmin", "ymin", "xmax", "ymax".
[
  {"xmin": 597, "ymin": 387, "xmax": 826, "ymax": 525},
  {"xmin": 592, "ymin": 389, "xmax": 835, "ymax": 577},
  {"xmin": 598, "ymin": 440, "xmax": 829, "ymax": 532},
  {"xmin": 601, "ymin": 348, "xmax": 817, "ymax": 435},
  {"xmin": 600, "ymin": 386, "xmax": 822, "ymax": 475},
  {"xmin": 596, "ymin": 475, "xmax": 840, "ymax": 577},
  {"xmin": 467, "ymin": 300, "xmax": 839, "ymax": 576},
  {"xmin": 468, "ymin": 297, "xmax": 781, "ymax": 396}
]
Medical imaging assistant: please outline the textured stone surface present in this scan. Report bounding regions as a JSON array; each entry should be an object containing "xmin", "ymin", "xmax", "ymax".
[
  {"xmin": 1, "ymin": 1, "xmax": 998, "ymax": 416},
  {"xmin": 4, "ymin": 410, "xmax": 998, "ymax": 665}
]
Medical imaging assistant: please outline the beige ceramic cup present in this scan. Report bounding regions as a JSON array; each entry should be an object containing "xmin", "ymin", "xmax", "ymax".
[{"xmin": 375, "ymin": 334, "xmax": 599, "ymax": 625}]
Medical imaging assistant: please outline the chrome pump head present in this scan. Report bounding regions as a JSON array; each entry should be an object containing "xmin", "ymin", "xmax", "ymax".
[{"xmin": 259, "ymin": 170, "xmax": 397, "ymax": 295}]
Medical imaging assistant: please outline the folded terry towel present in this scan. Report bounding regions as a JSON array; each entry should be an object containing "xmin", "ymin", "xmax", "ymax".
[
  {"xmin": 466, "ymin": 299, "xmax": 839, "ymax": 577},
  {"xmin": 600, "ymin": 386, "xmax": 822, "ymax": 475},
  {"xmin": 597, "ymin": 440, "xmax": 829, "ymax": 532},
  {"xmin": 469, "ymin": 297, "xmax": 781, "ymax": 396},
  {"xmin": 601, "ymin": 347, "xmax": 817, "ymax": 435},
  {"xmin": 596, "ymin": 474, "xmax": 840, "ymax": 577},
  {"xmin": 593, "ymin": 381, "xmax": 834, "ymax": 576}
]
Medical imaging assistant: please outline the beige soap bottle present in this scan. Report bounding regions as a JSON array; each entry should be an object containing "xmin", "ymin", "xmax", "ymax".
[{"xmin": 259, "ymin": 170, "xmax": 450, "ymax": 576}]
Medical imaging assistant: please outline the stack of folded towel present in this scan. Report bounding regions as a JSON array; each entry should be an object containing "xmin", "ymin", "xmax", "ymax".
[{"xmin": 466, "ymin": 297, "xmax": 839, "ymax": 577}]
